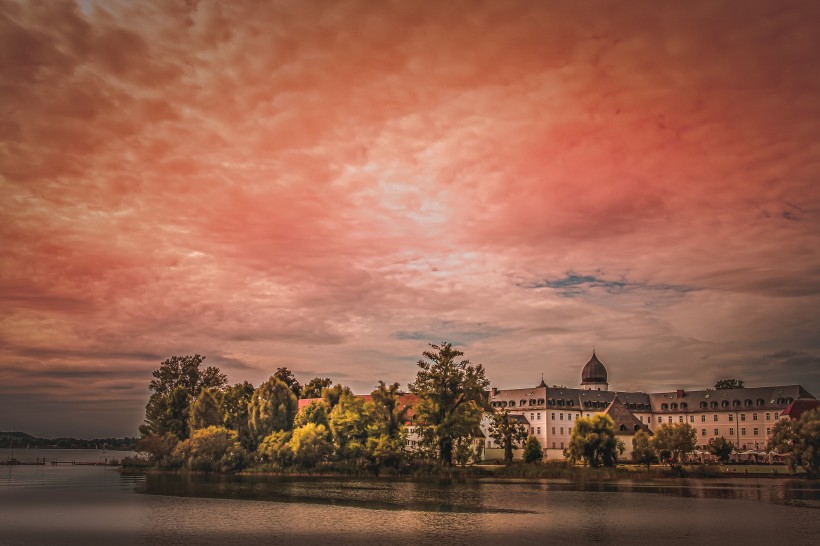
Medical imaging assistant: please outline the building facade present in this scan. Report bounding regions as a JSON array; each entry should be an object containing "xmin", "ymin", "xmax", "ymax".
[{"xmin": 483, "ymin": 351, "xmax": 816, "ymax": 461}]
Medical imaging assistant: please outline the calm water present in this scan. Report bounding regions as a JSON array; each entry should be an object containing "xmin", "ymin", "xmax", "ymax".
[{"xmin": 2, "ymin": 450, "xmax": 820, "ymax": 545}]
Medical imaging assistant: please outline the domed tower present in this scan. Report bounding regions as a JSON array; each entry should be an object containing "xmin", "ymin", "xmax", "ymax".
[{"xmin": 581, "ymin": 351, "xmax": 609, "ymax": 391}]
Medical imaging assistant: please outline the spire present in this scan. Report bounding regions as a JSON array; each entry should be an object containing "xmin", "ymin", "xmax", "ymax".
[{"xmin": 538, "ymin": 373, "xmax": 547, "ymax": 388}]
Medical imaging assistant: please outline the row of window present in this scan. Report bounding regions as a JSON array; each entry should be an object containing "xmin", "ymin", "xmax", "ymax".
[
  {"xmin": 654, "ymin": 412, "xmax": 779, "ymax": 424},
  {"xmin": 688, "ymin": 397, "xmax": 793, "ymax": 411},
  {"xmin": 700, "ymin": 428, "xmax": 770, "ymax": 437}
]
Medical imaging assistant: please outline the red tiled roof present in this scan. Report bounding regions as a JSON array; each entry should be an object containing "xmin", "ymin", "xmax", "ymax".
[{"xmin": 781, "ymin": 399, "xmax": 820, "ymax": 420}]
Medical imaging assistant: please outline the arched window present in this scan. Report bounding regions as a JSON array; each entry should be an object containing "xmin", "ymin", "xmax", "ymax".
[
  {"xmin": 537, "ymin": 399, "xmax": 545, "ymax": 405},
  {"xmin": 520, "ymin": 399, "xmax": 526, "ymax": 406},
  {"xmin": 619, "ymin": 425, "xmax": 627, "ymax": 432},
  {"xmin": 567, "ymin": 400, "xmax": 574, "ymax": 407},
  {"xmin": 732, "ymin": 400, "xmax": 741, "ymax": 407},
  {"xmin": 680, "ymin": 402, "xmax": 688, "ymax": 409},
  {"xmin": 744, "ymin": 399, "xmax": 753, "ymax": 407},
  {"xmin": 661, "ymin": 403, "xmax": 669, "ymax": 410},
  {"xmin": 721, "ymin": 400, "xmax": 729, "ymax": 408},
  {"xmin": 634, "ymin": 424, "xmax": 641, "ymax": 431},
  {"xmin": 710, "ymin": 401, "xmax": 718, "ymax": 409},
  {"xmin": 756, "ymin": 399, "xmax": 765, "ymax": 407},
  {"xmin": 557, "ymin": 400, "xmax": 565, "ymax": 407},
  {"xmin": 700, "ymin": 402, "xmax": 707, "ymax": 409},
  {"xmin": 671, "ymin": 403, "xmax": 678, "ymax": 410}
]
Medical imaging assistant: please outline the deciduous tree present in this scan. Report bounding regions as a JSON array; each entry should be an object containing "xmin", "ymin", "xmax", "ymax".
[
  {"xmin": 409, "ymin": 342, "xmax": 490, "ymax": 465},
  {"xmin": 768, "ymin": 409, "xmax": 820, "ymax": 478},
  {"xmin": 651, "ymin": 423, "xmax": 697, "ymax": 468},
  {"xmin": 707, "ymin": 436, "xmax": 734, "ymax": 463},
  {"xmin": 273, "ymin": 367, "xmax": 302, "ymax": 399},
  {"xmin": 631, "ymin": 430, "xmax": 658, "ymax": 468},
  {"xmin": 489, "ymin": 410, "xmax": 528, "ymax": 464},
  {"xmin": 248, "ymin": 377, "xmax": 298, "ymax": 445},
  {"xmin": 565, "ymin": 414, "xmax": 620, "ymax": 467},
  {"xmin": 189, "ymin": 388, "xmax": 222, "ymax": 430},
  {"xmin": 714, "ymin": 378, "xmax": 744, "ymax": 390},
  {"xmin": 289, "ymin": 423, "xmax": 333, "ymax": 469},
  {"xmin": 302, "ymin": 377, "xmax": 333, "ymax": 399},
  {"xmin": 523, "ymin": 435, "xmax": 543, "ymax": 463}
]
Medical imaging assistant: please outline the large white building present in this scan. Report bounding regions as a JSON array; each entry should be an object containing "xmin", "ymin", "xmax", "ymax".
[{"xmin": 482, "ymin": 351, "xmax": 816, "ymax": 461}]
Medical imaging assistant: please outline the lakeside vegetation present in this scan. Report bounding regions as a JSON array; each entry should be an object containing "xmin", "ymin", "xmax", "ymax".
[
  {"xmin": 126, "ymin": 344, "xmax": 820, "ymax": 479},
  {"xmin": 0, "ymin": 431, "xmax": 137, "ymax": 450}
]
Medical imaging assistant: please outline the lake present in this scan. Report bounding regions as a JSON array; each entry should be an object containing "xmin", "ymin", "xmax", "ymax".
[{"xmin": 2, "ymin": 449, "xmax": 819, "ymax": 545}]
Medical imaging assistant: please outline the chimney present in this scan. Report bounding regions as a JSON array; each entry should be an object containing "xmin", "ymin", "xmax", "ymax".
[{"xmin": 676, "ymin": 389, "xmax": 685, "ymax": 399}]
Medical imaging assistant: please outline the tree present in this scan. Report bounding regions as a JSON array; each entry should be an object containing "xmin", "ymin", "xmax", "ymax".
[
  {"xmin": 631, "ymin": 430, "xmax": 658, "ymax": 468},
  {"xmin": 714, "ymin": 378, "xmax": 744, "ymax": 390},
  {"xmin": 273, "ymin": 367, "xmax": 302, "ymax": 399},
  {"xmin": 171, "ymin": 426, "xmax": 249, "ymax": 473},
  {"xmin": 489, "ymin": 410, "xmax": 529, "ymax": 464},
  {"xmin": 322, "ymin": 384, "xmax": 352, "ymax": 410},
  {"xmin": 652, "ymin": 423, "xmax": 697, "ymax": 468},
  {"xmin": 140, "ymin": 355, "xmax": 227, "ymax": 440},
  {"xmin": 257, "ymin": 430, "xmax": 293, "ymax": 467},
  {"xmin": 302, "ymin": 377, "xmax": 333, "ymax": 399},
  {"xmin": 220, "ymin": 381, "xmax": 254, "ymax": 447},
  {"xmin": 189, "ymin": 388, "xmax": 222, "ymax": 430},
  {"xmin": 248, "ymin": 377, "xmax": 298, "ymax": 445},
  {"xmin": 288, "ymin": 424, "xmax": 333, "ymax": 469},
  {"xmin": 767, "ymin": 409, "xmax": 820, "ymax": 478},
  {"xmin": 707, "ymin": 436, "xmax": 734, "ymax": 463},
  {"xmin": 368, "ymin": 381, "xmax": 411, "ymax": 437},
  {"xmin": 329, "ymin": 391, "xmax": 374, "ymax": 460},
  {"xmin": 565, "ymin": 414, "xmax": 620, "ymax": 467},
  {"xmin": 294, "ymin": 400, "xmax": 331, "ymax": 430},
  {"xmin": 363, "ymin": 381, "xmax": 410, "ymax": 469},
  {"xmin": 409, "ymin": 342, "xmax": 490, "ymax": 465},
  {"xmin": 135, "ymin": 432, "xmax": 179, "ymax": 466},
  {"xmin": 523, "ymin": 435, "xmax": 543, "ymax": 463}
]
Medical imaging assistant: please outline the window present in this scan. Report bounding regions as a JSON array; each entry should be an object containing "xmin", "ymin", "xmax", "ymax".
[
  {"xmin": 714, "ymin": 415, "xmax": 718, "ymax": 422},
  {"xmin": 679, "ymin": 416, "xmax": 684, "ymax": 423},
  {"xmin": 560, "ymin": 413, "xmax": 563, "ymax": 420},
  {"xmin": 701, "ymin": 415, "xmax": 706, "ymax": 422},
  {"xmin": 714, "ymin": 428, "xmax": 719, "ymax": 436},
  {"xmin": 668, "ymin": 417, "xmax": 672, "ymax": 423},
  {"xmin": 721, "ymin": 400, "xmax": 729, "ymax": 408},
  {"xmin": 774, "ymin": 413, "xmax": 779, "ymax": 420},
  {"xmin": 537, "ymin": 413, "xmax": 541, "ymax": 420},
  {"xmin": 560, "ymin": 427, "xmax": 564, "ymax": 435},
  {"xmin": 551, "ymin": 413, "xmax": 555, "ymax": 420},
  {"xmin": 729, "ymin": 414, "xmax": 734, "ymax": 422},
  {"xmin": 560, "ymin": 442, "xmax": 564, "ymax": 449},
  {"xmin": 741, "ymin": 414, "xmax": 746, "ymax": 422},
  {"xmin": 753, "ymin": 413, "xmax": 758, "ymax": 421},
  {"xmin": 552, "ymin": 427, "xmax": 555, "ymax": 435},
  {"xmin": 671, "ymin": 403, "xmax": 678, "ymax": 410},
  {"xmin": 741, "ymin": 427, "xmax": 747, "ymax": 435},
  {"xmin": 701, "ymin": 429, "xmax": 706, "ymax": 436},
  {"xmin": 658, "ymin": 417, "xmax": 662, "ymax": 423},
  {"xmin": 753, "ymin": 428, "xmax": 759, "ymax": 435},
  {"xmin": 766, "ymin": 413, "xmax": 771, "ymax": 421},
  {"xmin": 552, "ymin": 442, "xmax": 556, "ymax": 449},
  {"xmin": 689, "ymin": 416, "xmax": 694, "ymax": 423},
  {"xmin": 767, "ymin": 428, "xmax": 771, "ymax": 435},
  {"xmin": 700, "ymin": 402, "xmax": 707, "ymax": 409},
  {"xmin": 620, "ymin": 425, "xmax": 627, "ymax": 432},
  {"xmin": 531, "ymin": 413, "xmax": 534, "ymax": 421},
  {"xmin": 537, "ymin": 427, "xmax": 541, "ymax": 434},
  {"xmin": 661, "ymin": 403, "xmax": 669, "ymax": 410},
  {"xmin": 729, "ymin": 428, "xmax": 734, "ymax": 435}
]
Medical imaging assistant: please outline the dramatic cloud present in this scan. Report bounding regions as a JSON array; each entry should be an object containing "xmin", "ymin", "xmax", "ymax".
[{"xmin": 1, "ymin": 1, "xmax": 819, "ymax": 436}]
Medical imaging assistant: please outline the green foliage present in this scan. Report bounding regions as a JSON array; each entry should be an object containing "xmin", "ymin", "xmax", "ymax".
[
  {"xmin": 189, "ymin": 388, "xmax": 222, "ymax": 430},
  {"xmin": 172, "ymin": 426, "xmax": 249, "ymax": 473},
  {"xmin": 257, "ymin": 430, "xmax": 293, "ymax": 467},
  {"xmin": 140, "ymin": 355, "xmax": 227, "ymax": 440},
  {"xmin": 368, "ymin": 381, "xmax": 411, "ymax": 436},
  {"xmin": 767, "ymin": 410, "xmax": 820, "ymax": 478},
  {"xmin": 365, "ymin": 434, "xmax": 406, "ymax": 470},
  {"xmin": 220, "ymin": 381, "xmax": 254, "ymax": 448},
  {"xmin": 707, "ymin": 436, "xmax": 734, "ymax": 463},
  {"xmin": 565, "ymin": 414, "xmax": 620, "ymax": 467},
  {"xmin": 489, "ymin": 410, "xmax": 529, "ymax": 464},
  {"xmin": 329, "ymin": 391, "xmax": 374, "ymax": 459},
  {"xmin": 523, "ymin": 435, "xmax": 543, "ymax": 463},
  {"xmin": 408, "ymin": 342, "xmax": 490, "ymax": 465},
  {"xmin": 294, "ymin": 400, "xmax": 331, "ymax": 430},
  {"xmin": 273, "ymin": 367, "xmax": 302, "ymax": 399},
  {"xmin": 289, "ymin": 424, "xmax": 334, "ymax": 468},
  {"xmin": 631, "ymin": 430, "xmax": 658, "ymax": 467},
  {"xmin": 651, "ymin": 423, "xmax": 697, "ymax": 468},
  {"xmin": 135, "ymin": 432, "xmax": 179, "ymax": 467},
  {"xmin": 322, "ymin": 384, "xmax": 352, "ymax": 409},
  {"xmin": 714, "ymin": 378, "xmax": 744, "ymax": 390},
  {"xmin": 248, "ymin": 377, "xmax": 298, "ymax": 445},
  {"xmin": 302, "ymin": 377, "xmax": 333, "ymax": 399}
]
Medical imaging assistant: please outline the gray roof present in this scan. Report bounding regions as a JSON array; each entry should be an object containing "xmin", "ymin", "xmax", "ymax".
[{"xmin": 649, "ymin": 385, "xmax": 814, "ymax": 413}]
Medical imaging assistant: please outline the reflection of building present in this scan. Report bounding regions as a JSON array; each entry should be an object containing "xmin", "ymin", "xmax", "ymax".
[{"xmin": 483, "ymin": 351, "xmax": 817, "ymax": 461}]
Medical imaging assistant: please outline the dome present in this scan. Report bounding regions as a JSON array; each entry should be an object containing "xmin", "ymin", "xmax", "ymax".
[{"xmin": 581, "ymin": 352, "xmax": 608, "ymax": 384}]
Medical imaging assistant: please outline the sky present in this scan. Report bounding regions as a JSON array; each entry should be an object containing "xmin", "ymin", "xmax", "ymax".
[{"xmin": 2, "ymin": 0, "xmax": 820, "ymax": 438}]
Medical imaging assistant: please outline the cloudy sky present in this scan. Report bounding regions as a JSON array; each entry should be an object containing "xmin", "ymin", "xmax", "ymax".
[{"xmin": 2, "ymin": 0, "xmax": 820, "ymax": 437}]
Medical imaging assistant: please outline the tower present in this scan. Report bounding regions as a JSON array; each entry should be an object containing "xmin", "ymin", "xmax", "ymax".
[{"xmin": 581, "ymin": 350, "xmax": 609, "ymax": 391}]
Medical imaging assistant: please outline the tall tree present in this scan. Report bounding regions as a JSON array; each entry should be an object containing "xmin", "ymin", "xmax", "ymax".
[
  {"xmin": 767, "ymin": 409, "xmax": 820, "ymax": 478},
  {"xmin": 329, "ymin": 391, "xmax": 374, "ymax": 460},
  {"xmin": 409, "ymin": 342, "xmax": 490, "ymax": 465},
  {"xmin": 322, "ymin": 384, "xmax": 352, "ymax": 410},
  {"xmin": 489, "ymin": 410, "xmax": 529, "ymax": 464},
  {"xmin": 652, "ymin": 423, "xmax": 697, "ymax": 468},
  {"xmin": 140, "ymin": 355, "xmax": 227, "ymax": 440},
  {"xmin": 631, "ymin": 430, "xmax": 658, "ymax": 468},
  {"xmin": 288, "ymin": 423, "xmax": 333, "ymax": 469},
  {"xmin": 294, "ymin": 400, "xmax": 331, "ymax": 430},
  {"xmin": 302, "ymin": 377, "xmax": 333, "ymax": 399},
  {"xmin": 189, "ymin": 388, "xmax": 222, "ymax": 430},
  {"xmin": 220, "ymin": 381, "xmax": 255, "ymax": 446},
  {"xmin": 714, "ymin": 378, "xmax": 745, "ymax": 390},
  {"xmin": 565, "ymin": 414, "xmax": 621, "ymax": 467},
  {"xmin": 248, "ymin": 377, "xmax": 298, "ymax": 445},
  {"xmin": 368, "ymin": 381, "xmax": 411, "ymax": 437},
  {"xmin": 273, "ymin": 367, "xmax": 302, "ymax": 399}
]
